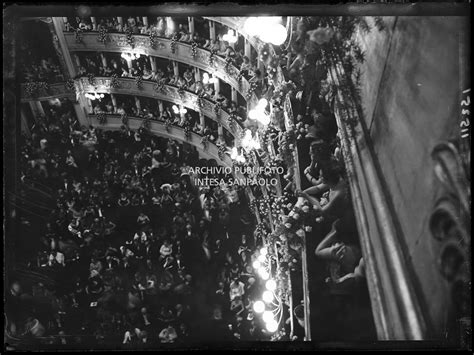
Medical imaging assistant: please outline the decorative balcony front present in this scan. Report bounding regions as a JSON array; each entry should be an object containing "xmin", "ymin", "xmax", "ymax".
[
  {"xmin": 88, "ymin": 113, "xmax": 232, "ymax": 167},
  {"xmin": 63, "ymin": 32, "xmax": 255, "ymax": 104},
  {"xmin": 21, "ymin": 77, "xmax": 245, "ymax": 138}
]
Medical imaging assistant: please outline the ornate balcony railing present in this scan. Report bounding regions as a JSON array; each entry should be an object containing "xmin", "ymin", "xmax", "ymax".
[
  {"xmin": 64, "ymin": 32, "xmax": 255, "ymax": 105},
  {"xmin": 20, "ymin": 77, "xmax": 245, "ymax": 139},
  {"xmin": 88, "ymin": 113, "xmax": 232, "ymax": 166}
]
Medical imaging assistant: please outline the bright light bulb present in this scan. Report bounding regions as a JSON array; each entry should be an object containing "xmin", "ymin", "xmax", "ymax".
[
  {"xmin": 265, "ymin": 279, "xmax": 277, "ymax": 292},
  {"xmin": 180, "ymin": 108, "xmax": 187, "ymax": 114},
  {"xmin": 257, "ymin": 254, "xmax": 266, "ymax": 263},
  {"xmin": 262, "ymin": 310, "xmax": 274, "ymax": 323},
  {"xmin": 258, "ymin": 113, "xmax": 270, "ymax": 126},
  {"xmin": 262, "ymin": 290, "xmax": 274, "ymax": 303},
  {"xmin": 257, "ymin": 98, "xmax": 268, "ymax": 109},
  {"xmin": 266, "ymin": 319, "xmax": 279, "ymax": 332},
  {"xmin": 172, "ymin": 105, "xmax": 179, "ymax": 114},
  {"xmin": 243, "ymin": 17, "xmax": 259, "ymax": 36},
  {"xmin": 269, "ymin": 24, "xmax": 288, "ymax": 45},
  {"xmin": 248, "ymin": 109, "xmax": 259, "ymax": 120},
  {"xmin": 231, "ymin": 147, "xmax": 238, "ymax": 160},
  {"xmin": 252, "ymin": 260, "xmax": 261, "ymax": 269},
  {"xmin": 258, "ymin": 268, "xmax": 270, "ymax": 280},
  {"xmin": 260, "ymin": 247, "xmax": 268, "ymax": 256},
  {"xmin": 253, "ymin": 300, "xmax": 265, "ymax": 314}
]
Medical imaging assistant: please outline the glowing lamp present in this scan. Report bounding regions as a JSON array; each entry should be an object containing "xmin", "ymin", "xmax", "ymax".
[
  {"xmin": 253, "ymin": 300, "xmax": 265, "ymax": 314},
  {"xmin": 260, "ymin": 247, "xmax": 268, "ymax": 256},
  {"xmin": 262, "ymin": 310, "xmax": 274, "ymax": 323},
  {"xmin": 252, "ymin": 260, "xmax": 261, "ymax": 269},
  {"xmin": 257, "ymin": 113, "xmax": 270, "ymax": 125},
  {"xmin": 262, "ymin": 290, "xmax": 274, "ymax": 303},
  {"xmin": 265, "ymin": 279, "xmax": 277, "ymax": 292},
  {"xmin": 243, "ymin": 17, "xmax": 259, "ymax": 36},
  {"xmin": 257, "ymin": 254, "xmax": 266, "ymax": 263},
  {"xmin": 259, "ymin": 268, "xmax": 270, "ymax": 280},
  {"xmin": 257, "ymin": 98, "xmax": 268, "ymax": 109},
  {"xmin": 265, "ymin": 319, "xmax": 279, "ymax": 332},
  {"xmin": 269, "ymin": 24, "xmax": 288, "ymax": 45}
]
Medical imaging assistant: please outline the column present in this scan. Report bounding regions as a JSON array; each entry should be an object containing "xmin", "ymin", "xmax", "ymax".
[
  {"xmin": 209, "ymin": 20, "xmax": 216, "ymax": 41},
  {"xmin": 91, "ymin": 17, "xmax": 97, "ymax": 31},
  {"xmin": 117, "ymin": 17, "xmax": 123, "ymax": 32},
  {"xmin": 231, "ymin": 87, "xmax": 238, "ymax": 104},
  {"xmin": 85, "ymin": 97, "xmax": 93, "ymax": 114},
  {"xmin": 135, "ymin": 97, "xmax": 141, "ymax": 111},
  {"xmin": 158, "ymin": 100, "xmax": 164, "ymax": 114},
  {"xmin": 125, "ymin": 56, "xmax": 133, "ymax": 72},
  {"xmin": 173, "ymin": 61, "xmax": 180, "ymax": 77},
  {"xmin": 228, "ymin": 28, "xmax": 236, "ymax": 49},
  {"xmin": 51, "ymin": 18, "xmax": 77, "ymax": 78},
  {"xmin": 149, "ymin": 57, "xmax": 156, "ymax": 72},
  {"xmin": 20, "ymin": 107, "xmax": 31, "ymax": 137},
  {"xmin": 199, "ymin": 112, "xmax": 205, "ymax": 132},
  {"xmin": 213, "ymin": 77, "xmax": 220, "ymax": 95},
  {"xmin": 73, "ymin": 54, "xmax": 81, "ymax": 68},
  {"xmin": 62, "ymin": 17, "xmax": 68, "ymax": 31},
  {"xmin": 217, "ymin": 124, "xmax": 224, "ymax": 140},
  {"xmin": 165, "ymin": 17, "xmax": 174, "ymax": 36},
  {"xmin": 258, "ymin": 56, "xmax": 265, "ymax": 73},
  {"xmin": 244, "ymin": 39, "xmax": 251, "ymax": 60},
  {"xmin": 73, "ymin": 101, "xmax": 90, "ymax": 127},
  {"xmin": 194, "ymin": 68, "xmax": 201, "ymax": 82},
  {"xmin": 111, "ymin": 94, "xmax": 117, "ymax": 113},
  {"xmin": 179, "ymin": 104, "xmax": 186, "ymax": 123},
  {"xmin": 188, "ymin": 17, "xmax": 195, "ymax": 35},
  {"xmin": 142, "ymin": 17, "xmax": 148, "ymax": 26},
  {"xmin": 29, "ymin": 101, "xmax": 45, "ymax": 118},
  {"xmin": 100, "ymin": 53, "xmax": 107, "ymax": 68}
]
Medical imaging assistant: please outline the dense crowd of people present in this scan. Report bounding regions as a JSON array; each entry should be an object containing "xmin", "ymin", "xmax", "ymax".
[{"xmin": 8, "ymin": 102, "xmax": 278, "ymax": 347}]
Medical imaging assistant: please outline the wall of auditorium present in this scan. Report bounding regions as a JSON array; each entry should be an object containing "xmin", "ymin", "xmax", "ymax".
[{"xmin": 357, "ymin": 16, "xmax": 468, "ymax": 336}]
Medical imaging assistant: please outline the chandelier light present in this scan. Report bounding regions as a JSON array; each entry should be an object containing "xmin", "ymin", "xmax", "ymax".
[
  {"xmin": 222, "ymin": 29, "xmax": 238, "ymax": 44},
  {"xmin": 252, "ymin": 260, "xmax": 261, "ymax": 269},
  {"xmin": 121, "ymin": 52, "xmax": 140, "ymax": 60},
  {"xmin": 257, "ymin": 254, "xmax": 266, "ymax": 263},
  {"xmin": 172, "ymin": 105, "xmax": 187, "ymax": 115},
  {"xmin": 253, "ymin": 300, "xmax": 265, "ymax": 314},
  {"xmin": 258, "ymin": 268, "xmax": 270, "ymax": 280},
  {"xmin": 241, "ymin": 129, "xmax": 261, "ymax": 151},
  {"xmin": 243, "ymin": 17, "xmax": 287, "ymax": 46},
  {"xmin": 265, "ymin": 279, "xmax": 277, "ymax": 292},
  {"xmin": 85, "ymin": 92, "xmax": 105, "ymax": 101},
  {"xmin": 248, "ymin": 99, "xmax": 270, "ymax": 126},
  {"xmin": 262, "ymin": 290, "xmax": 274, "ymax": 303},
  {"xmin": 262, "ymin": 310, "xmax": 274, "ymax": 323},
  {"xmin": 230, "ymin": 147, "xmax": 246, "ymax": 163},
  {"xmin": 265, "ymin": 319, "xmax": 279, "ymax": 332},
  {"xmin": 202, "ymin": 72, "xmax": 217, "ymax": 85},
  {"xmin": 260, "ymin": 247, "xmax": 268, "ymax": 256}
]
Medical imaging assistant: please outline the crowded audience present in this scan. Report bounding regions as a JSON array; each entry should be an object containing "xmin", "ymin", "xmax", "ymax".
[{"xmin": 9, "ymin": 101, "xmax": 275, "ymax": 346}]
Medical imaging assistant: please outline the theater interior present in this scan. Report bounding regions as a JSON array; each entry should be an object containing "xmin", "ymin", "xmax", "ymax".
[{"xmin": 3, "ymin": 4, "xmax": 471, "ymax": 350}]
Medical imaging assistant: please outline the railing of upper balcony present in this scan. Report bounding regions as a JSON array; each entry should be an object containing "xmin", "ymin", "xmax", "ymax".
[
  {"xmin": 20, "ymin": 76, "xmax": 249, "ymax": 139},
  {"xmin": 87, "ymin": 114, "xmax": 232, "ymax": 166},
  {"xmin": 62, "ymin": 31, "xmax": 258, "ymax": 107}
]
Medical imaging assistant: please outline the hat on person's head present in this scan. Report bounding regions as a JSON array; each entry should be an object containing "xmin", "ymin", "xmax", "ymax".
[
  {"xmin": 171, "ymin": 168, "xmax": 180, "ymax": 177},
  {"xmin": 161, "ymin": 183, "xmax": 172, "ymax": 191}
]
